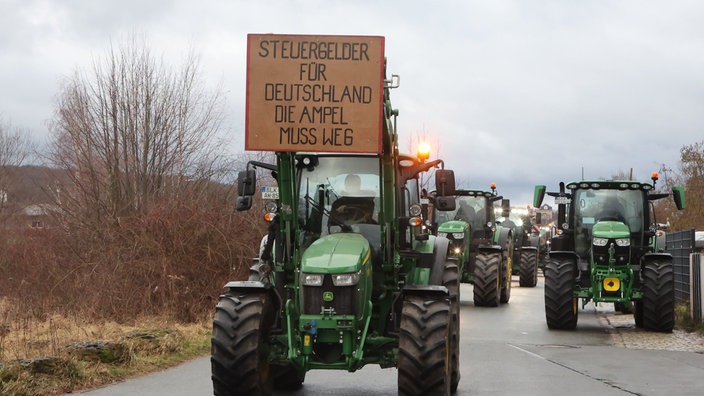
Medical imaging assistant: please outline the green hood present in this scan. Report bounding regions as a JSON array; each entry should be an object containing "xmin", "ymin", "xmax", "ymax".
[
  {"xmin": 438, "ymin": 220, "xmax": 468, "ymax": 234},
  {"xmin": 301, "ymin": 233, "xmax": 371, "ymax": 274},
  {"xmin": 592, "ymin": 221, "xmax": 630, "ymax": 239}
]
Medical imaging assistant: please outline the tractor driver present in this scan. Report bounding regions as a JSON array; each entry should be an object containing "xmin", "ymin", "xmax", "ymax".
[
  {"xmin": 454, "ymin": 199, "xmax": 476, "ymax": 222},
  {"xmin": 332, "ymin": 174, "xmax": 376, "ymax": 225},
  {"xmin": 341, "ymin": 174, "xmax": 362, "ymax": 196},
  {"xmin": 596, "ymin": 195, "xmax": 626, "ymax": 222}
]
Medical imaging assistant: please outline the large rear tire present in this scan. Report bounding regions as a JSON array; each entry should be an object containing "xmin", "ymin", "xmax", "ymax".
[
  {"xmin": 211, "ymin": 292, "xmax": 273, "ymax": 396},
  {"xmin": 544, "ymin": 257, "xmax": 578, "ymax": 330},
  {"xmin": 519, "ymin": 250, "xmax": 538, "ymax": 287},
  {"xmin": 398, "ymin": 295, "xmax": 451, "ymax": 396},
  {"xmin": 473, "ymin": 251, "xmax": 501, "ymax": 307},
  {"xmin": 641, "ymin": 259, "xmax": 675, "ymax": 333},
  {"xmin": 442, "ymin": 260, "xmax": 460, "ymax": 393}
]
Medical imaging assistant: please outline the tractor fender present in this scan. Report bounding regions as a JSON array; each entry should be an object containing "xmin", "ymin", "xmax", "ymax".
[
  {"xmin": 547, "ymin": 250, "xmax": 579, "ymax": 259},
  {"xmin": 528, "ymin": 235, "xmax": 540, "ymax": 248},
  {"xmin": 223, "ymin": 280, "xmax": 283, "ymax": 318},
  {"xmin": 520, "ymin": 246, "xmax": 539, "ymax": 252},
  {"xmin": 428, "ymin": 236, "xmax": 451, "ymax": 285},
  {"xmin": 497, "ymin": 227, "xmax": 512, "ymax": 249},
  {"xmin": 402, "ymin": 284, "xmax": 449, "ymax": 298},
  {"xmin": 477, "ymin": 244, "xmax": 502, "ymax": 254},
  {"xmin": 641, "ymin": 252, "xmax": 673, "ymax": 264}
]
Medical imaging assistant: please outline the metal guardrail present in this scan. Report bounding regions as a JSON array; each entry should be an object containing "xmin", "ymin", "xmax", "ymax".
[{"xmin": 666, "ymin": 229, "xmax": 695, "ymax": 303}]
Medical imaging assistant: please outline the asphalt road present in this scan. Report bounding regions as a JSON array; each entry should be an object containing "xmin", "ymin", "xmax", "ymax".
[{"xmin": 74, "ymin": 276, "xmax": 704, "ymax": 395}]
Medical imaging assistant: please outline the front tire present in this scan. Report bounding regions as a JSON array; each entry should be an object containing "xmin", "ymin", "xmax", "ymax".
[
  {"xmin": 473, "ymin": 251, "xmax": 501, "ymax": 307},
  {"xmin": 544, "ymin": 257, "xmax": 578, "ymax": 330},
  {"xmin": 442, "ymin": 260, "xmax": 461, "ymax": 393},
  {"xmin": 211, "ymin": 292, "xmax": 273, "ymax": 396},
  {"xmin": 500, "ymin": 239, "xmax": 513, "ymax": 304},
  {"xmin": 271, "ymin": 364, "xmax": 305, "ymax": 390},
  {"xmin": 641, "ymin": 259, "xmax": 675, "ymax": 332},
  {"xmin": 633, "ymin": 300, "xmax": 644, "ymax": 328},
  {"xmin": 519, "ymin": 250, "xmax": 539, "ymax": 287},
  {"xmin": 398, "ymin": 295, "xmax": 451, "ymax": 396}
]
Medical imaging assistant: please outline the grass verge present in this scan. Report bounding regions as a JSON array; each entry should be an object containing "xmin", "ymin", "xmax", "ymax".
[
  {"xmin": 0, "ymin": 313, "xmax": 211, "ymax": 396},
  {"xmin": 675, "ymin": 302, "xmax": 704, "ymax": 335}
]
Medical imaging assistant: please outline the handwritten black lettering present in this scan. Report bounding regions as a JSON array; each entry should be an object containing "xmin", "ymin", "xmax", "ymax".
[
  {"xmin": 299, "ymin": 106, "xmax": 347, "ymax": 124},
  {"xmin": 299, "ymin": 62, "xmax": 327, "ymax": 81},
  {"xmin": 265, "ymin": 83, "xmax": 373, "ymax": 103},
  {"xmin": 258, "ymin": 40, "xmax": 370, "ymax": 61},
  {"xmin": 274, "ymin": 105, "xmax": 295, "ymax": 123},
  {"xmin": 279, "ymin": 126, "xmax": 318, "ymax": 145},
  {"xmin": 322, "ymin": 127, "xmax": 354, "ymax": 146}
]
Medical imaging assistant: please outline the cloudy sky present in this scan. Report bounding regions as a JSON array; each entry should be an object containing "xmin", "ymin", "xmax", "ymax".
[{"xmin": 2, "ymin": 0, "xmax": 703, "ymax": 205}]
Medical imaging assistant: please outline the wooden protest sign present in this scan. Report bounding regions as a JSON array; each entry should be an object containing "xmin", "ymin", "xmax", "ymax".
[{"xmin": 246, "ymin": 34, "xmax": 385, "ymax": 153}]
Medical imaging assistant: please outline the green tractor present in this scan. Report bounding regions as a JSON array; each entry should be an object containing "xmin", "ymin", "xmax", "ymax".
[
  {"xmin": 533, "ymin": 173, "xmax": 685, "ymax": 332},
  {"xmin": 498, "ymin": 205, "xmax": 542, "ymax": 288},
  {"xmin": 431, "ymin": 185, "xmax": 513, "ymax": 307},
  {"xmin": 211, "ymin": 49, "xmax": 461, "ymax": 394}
]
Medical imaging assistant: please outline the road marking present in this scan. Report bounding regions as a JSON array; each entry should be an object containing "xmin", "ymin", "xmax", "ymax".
[{"xmin": 508, "ymin": 343, "xmax": 546, "ymax": 360}]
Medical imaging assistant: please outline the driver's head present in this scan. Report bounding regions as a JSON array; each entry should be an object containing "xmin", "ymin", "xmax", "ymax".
[
  {"xmin": 344, "ymin": 174, "xmax": 361, "ymax": 194},
  {"xmin": 603, "ymin": 195, "xmax": 620, "ymax": 207}
]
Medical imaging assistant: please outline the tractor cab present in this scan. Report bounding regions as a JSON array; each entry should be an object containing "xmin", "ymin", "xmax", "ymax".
[{"xmin": 570, "ymin": 186, "xmax": 647, "ymax": 259}]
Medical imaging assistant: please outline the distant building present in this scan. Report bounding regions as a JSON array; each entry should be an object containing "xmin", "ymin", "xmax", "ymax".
[
  {"xmin": 1, "ymin": 203, "xmax": 59, "ymax": 229},
  {"xmin": 22, "ymin": 204, "xmax": 53, "ymax": 228}
]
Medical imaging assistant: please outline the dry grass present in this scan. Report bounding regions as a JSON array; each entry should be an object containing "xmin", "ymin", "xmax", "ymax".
[
  {"xmin": 675, "ymin": 302, "xmax": 704, "ymax": 335},
  {"xmin": 0, "ymin": 191, "xmax": 266, "ymax": 395},
  {"xmin": 0, "ymin": 300, "xmax": 211, "ymax": 396}
]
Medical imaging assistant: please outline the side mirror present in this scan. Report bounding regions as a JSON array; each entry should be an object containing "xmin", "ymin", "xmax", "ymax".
[
  {"xmin": 236, "ymin": 196, "xmax": 253, "ymax": 211},
  {"xmin": 435, "ymin": 169, "xmax": 456, "ymax": 196},
  {"xmin": 434, "ymin": 196, "xmax": 456, "ymax": 211},
  {"xmin": 238, "ymin": 170, "xmax": 256, "ymax": 196},
  {"xmin": 672, "ymin": 186, "xmax": 685, "ymax": 210},
  {"xmin": 533, "ymin": 185, "xmax": 546, "ymax": 208}
]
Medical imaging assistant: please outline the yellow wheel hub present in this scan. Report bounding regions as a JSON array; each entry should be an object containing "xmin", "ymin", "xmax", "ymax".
[{"xmin": 603, "ymin": 277, "xmax": 620, "ymax": 291}]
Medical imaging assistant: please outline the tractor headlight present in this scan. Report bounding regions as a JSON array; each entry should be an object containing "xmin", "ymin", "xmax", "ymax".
[
  {"xmin": 301, "ymin": 273, "xmax": 323, "ymax": 286},
  {"xmin": 264, "ymin": 201, "xmax": 278, "ymax": 213},
  {"xmin": 453, "ymin": 247, "xmax": 462, "ymax": 255},
  {"xmin": 452, "ymin": 233, "xmax": 464, "ymax": 239},
  {"xmin": 593, "ymin": 237, "xmax": 609, "ymax": 247},
  {"xmin": 438, "ymin": 232, "xmax": 448, "ymax": 238},
  {"xmin": 331, "ymin": 272, "xmax": 361, "ymax": 286},
  {"xmin": 615, "ymin": 238, "xmax": 631, "ymax": 247},
  {"xmin": 409, "ymin": 203, "xmax": 423, "ymax": 217}
]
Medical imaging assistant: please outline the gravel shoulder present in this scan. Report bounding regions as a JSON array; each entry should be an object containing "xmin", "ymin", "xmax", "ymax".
[{"xmin": 595, "ymin": 305, "xmax": 704, "ymax": 353}]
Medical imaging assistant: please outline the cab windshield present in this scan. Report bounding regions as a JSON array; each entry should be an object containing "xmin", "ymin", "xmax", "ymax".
[
  {"xmin": 297, "ymin": 156, "xmax": 381, "ymax": 243},
  {"xmin": 434, "ymin": 196, "xmax": 488, "ymax": 233},
  {"xmin": 572, "ymin": 188, "xmax": 644, "ymax": 255}
]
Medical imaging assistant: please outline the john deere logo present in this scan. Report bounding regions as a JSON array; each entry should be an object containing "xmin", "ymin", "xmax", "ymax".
[
  {"xmin": 604, "ymin": 278, "xmax": 620, "ymax": 291},
  {"xmin": 323, "ymin": 291, "xmax": 334, "ymax": 301}
]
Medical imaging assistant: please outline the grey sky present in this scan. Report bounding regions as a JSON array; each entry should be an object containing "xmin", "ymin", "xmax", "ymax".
[{"xmin": 1, "ymin": 0, "xmax": 703, "ymax": 205}]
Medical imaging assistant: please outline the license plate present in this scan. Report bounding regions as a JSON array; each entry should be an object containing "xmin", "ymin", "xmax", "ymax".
[{"xmin": 261, "ymin": 186, "xmax": 279, "ymax": 200}]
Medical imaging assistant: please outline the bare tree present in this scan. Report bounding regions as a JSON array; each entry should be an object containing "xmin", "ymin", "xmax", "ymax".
[
  {"xmin": 48, "ymin": 36, "xmax": 225, "ymax": 224},
  {"xmin": 0, "ymin": 118, "xmax": 32, "ymax": 210},
  {"xmin": 675, "ymin": 141, "xmax": 704, "ymax": 229}
]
